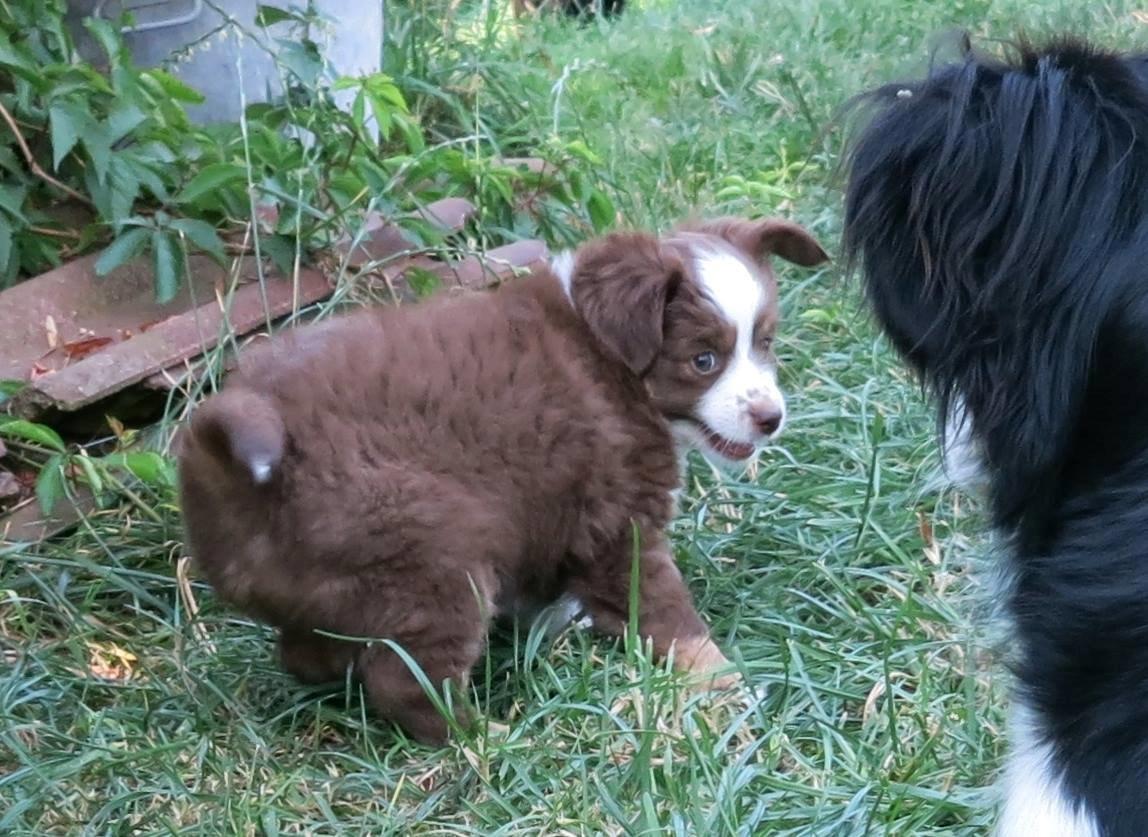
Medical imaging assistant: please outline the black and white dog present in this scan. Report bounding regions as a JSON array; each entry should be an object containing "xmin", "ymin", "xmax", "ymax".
[{"xmin": 843, "ymin": 36, "xmax": 1148, "ymax": 837}]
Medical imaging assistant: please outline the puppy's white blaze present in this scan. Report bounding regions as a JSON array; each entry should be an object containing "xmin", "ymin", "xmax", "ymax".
[
  {"xmin": 249, "ymin": 458, "xmax": 273, "ymax": 484},
  {"xmin": 550, "ymin": 250, "xmax": 576, "ymax": 302},
  {"xmin": 998, "ymin": 704, "xmax": 1101, "ymax": 837},
  {"xmin": 692, "ymin": 249, "xmax": 785, "ymax": 448}
]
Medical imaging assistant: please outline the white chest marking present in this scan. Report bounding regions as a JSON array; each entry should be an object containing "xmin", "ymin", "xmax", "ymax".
[{"xmin": 997, "ymin": 703, "xmax": 1100, "ymax": 837}]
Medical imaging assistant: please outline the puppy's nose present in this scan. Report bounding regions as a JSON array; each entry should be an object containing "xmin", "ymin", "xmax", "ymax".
[{"xmin": 748, "ymin": 402, "xmax": 783, "ymax": 436}]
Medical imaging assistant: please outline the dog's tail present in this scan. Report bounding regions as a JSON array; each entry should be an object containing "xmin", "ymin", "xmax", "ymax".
[{"xmin": 182, "ymin": 388, "xmax": 286, "ymax": 486}]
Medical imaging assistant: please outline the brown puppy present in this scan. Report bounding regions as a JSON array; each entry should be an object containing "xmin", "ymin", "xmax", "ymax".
[{"xmin": 178, "ymin": 217, "xmax": 827, "ymax": 743}]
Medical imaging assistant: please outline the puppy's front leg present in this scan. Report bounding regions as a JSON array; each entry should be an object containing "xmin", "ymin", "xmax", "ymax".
[{"xmin": 572, "ymin": 533, "xmax": 740, "ymax": 691}]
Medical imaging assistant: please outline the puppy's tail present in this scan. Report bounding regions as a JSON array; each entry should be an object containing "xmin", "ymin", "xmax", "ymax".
[{"xmin": 183, "ymin": 389, "xmax": 286, "ymax": 486}]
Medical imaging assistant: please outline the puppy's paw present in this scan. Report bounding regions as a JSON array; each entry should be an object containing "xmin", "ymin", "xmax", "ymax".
[
  {"xmin": 673, "ymin": 635, "xmax": 741, "ymax": 693},
  {"xmin": 703, "ymin": 669, "xmax": 744, "ymax": 692}
]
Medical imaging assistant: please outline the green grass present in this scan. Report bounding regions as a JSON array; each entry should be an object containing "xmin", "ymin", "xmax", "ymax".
[{"xmin": 4, "ymin": 0, "xmax": 1148, "ymax": 834}]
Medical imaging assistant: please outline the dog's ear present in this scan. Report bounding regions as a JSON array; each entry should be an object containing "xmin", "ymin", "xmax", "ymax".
[
  {"xmin": 695, "ymin": 217, "xmax": 829, "ymax": 267},
  {"xmin": 568, "ymin": 232, "xmax": 684, "ymax": 375}
]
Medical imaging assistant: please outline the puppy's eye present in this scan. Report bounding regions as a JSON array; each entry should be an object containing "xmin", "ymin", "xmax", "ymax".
[
  {"xmin": 692, "ymin": 351, "xmax": 718, "ymax": 374},
  {"xmin": 759, "ymin": 336, "xmax": 774, "ymax": 351}
]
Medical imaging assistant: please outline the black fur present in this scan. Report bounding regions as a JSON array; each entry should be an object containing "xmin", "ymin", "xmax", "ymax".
[
  {"xmin": 563, "ymin": 0, "xmax": 625, "ymax": 19},
  {"xmin": 843, "ymin": 35, "xmax": 1148, "ymax": 836}
]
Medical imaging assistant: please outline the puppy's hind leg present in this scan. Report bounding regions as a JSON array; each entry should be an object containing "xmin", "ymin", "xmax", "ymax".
[
  {"xmin": 353, "ymin": 571, "xmax": 495, "ymax": 746},
  {"xmin": 278, "ymin": 627, "xmax": 357, "ymax": 684}
]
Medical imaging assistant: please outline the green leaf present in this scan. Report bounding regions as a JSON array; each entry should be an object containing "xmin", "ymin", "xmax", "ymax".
[
  {"xmin": 36, "ymin": 454, "xmax": 67, "ymax": 515},
  {"xmin": 587, "ymin": 189, "xmax": 615, "ymax": 232},
  {"xmin": 95, "ymin": 227, "xmax": 150, "ymax": 277},
  {"xmin": 122, "ymin": 154, "xmax": 170, "ymax": 203},
  {"xmin": 83, "ymin": 17, "xmax": 122, "ymax": 65},
  {"xmin": 75, "ymin": 454, "xmax": 104, "ymax": 497},
  {"xmin": 274, "ymin": 39, "xmax": 324, "ymax": 86},
  {"xmin": 0, "ymin": 184, "xmax": 28, "ymax": 222},
  {"xmin": 564, "ymin": 139, "xmax": 602, "ymax": 166},
  {"xmin": 50, "ymin": 67, "xmax": 113, "ymax": 98},
  {"xmin": 351, "ymin": 88, "xmax": 366, "ymax": 130},
  {"xmin": 84, "ymin": 166, "xmax": 111, "ymax": 220},
  {"xmin": 1, "ymin": 242, "xmax": 19, "ymax": 286},
  {"xmin": 82, "ymin": 126, "xmax": 113, "ymax": 185},
  {"xmin": 111, "ymin": 63, "xmax": 142, "ymax": 99},
  {"xmin": 0, "ymin": 418, "xmax": 67, "ymax": 453},
  {"xmin": 0, "ymin": 380, "xmax": 25, "ymax": 406},
  {"xmin": 48, "ymin": 101, "xmax": 83, "ymax": 170},
  {"xmin": 0, "ymin": 146, "xmax": 22, "ymax": 177},
  {"xmin": 394, "ymin": 115, "xmax": 425, "ymax": 155},
  {"xmin": 244, "ymin": 103, "xmax": 288, "ymax": 130},
  {"xmin": 0, "ymin": 35, "xmax": 36, "ymax": 74},
  {"xmin": 255, "ymin": 4, "xmax": 301, "ymax": 26},
  {"xmin": 176, "ymin": 163, "xmax": 248, "ymax": 206},
  {"xmin": 486, "ymin": 173, "xmax": 514, "ymax": 206},
  {"xmin": 0, "ymin": 215, "xmax": 11, "ymax": 273},
  {"xmin": 102, "ymin": 451, "xmax": 174, "ymax": 487},
  {"xmin": 106, "ymin": 103, "xmax": 147, "ymax": 144},
  {"xmin": 151, "ymin": 229, "xmax": 182, "ymax": 303},
  {"xmin": 112, "ymin": 67, "xmax": 139, "ymax": 99},
  {"xmin": 133, "ymin": 140, "xmax": 177, "ymax": 166},
  {"xmin": 106, "ymin": 157, "xmax": 141, "ymax": 226},
  {"xmin": 405, "ymin": 267, "xmax": 442, "ymax": 300},
  {"xmin": 141, "ymin": 69, "xmax": 204, "ymax": 104},
  {"xmin": 365, "ymin": 75, "xmax": 407, "ymax": 111},
  {"xmin": 368, "ymin": 93, "xmax": 394, "ymax": 140},
  {"xmin": 260, "ymin": 234, "xmax": 296, "ymax": 278},
  {"xmin": 170, "ymin": 218, "xmax": 226, "ymax": 264}
]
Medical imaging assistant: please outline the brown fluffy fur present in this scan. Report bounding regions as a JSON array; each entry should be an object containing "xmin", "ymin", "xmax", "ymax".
[{"xmin": 178, "ymin": 218, "xmax": 827, "ymax": 743}]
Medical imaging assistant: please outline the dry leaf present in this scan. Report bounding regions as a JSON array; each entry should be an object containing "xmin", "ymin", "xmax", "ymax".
[
  {"xmin": 415, "ymin": 764, "xmax": 442, "ymax": 793},
  {"xmin": 863, "ymin": 671, "xmax": 910, "ymax": 724},
  {"xmin": 862, "ymin": 679, "xmax": 886, "ymax": 724},
  {"xmin": 917, "ymin": 510, "xmax": 941, "ymax": 564},
  {"xmin": 62, "ymin": 336, "xmax": 113, "ymax": 361},
  {"xmin": 86, "ymin": 641, "xmax": 137, "ymax": 682},
  {"xmin": 460, "ymin": 745, "xmax": 490, "ymax": 782}
]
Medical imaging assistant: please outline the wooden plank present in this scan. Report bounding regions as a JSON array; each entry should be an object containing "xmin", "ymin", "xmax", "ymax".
[
  {"xmin": 9, "ymin": 266, "xmax": 332, "ymax": 417},
  {"xmin": 0, "ymin": 489, "xmax": 97, "ymax": 546}
]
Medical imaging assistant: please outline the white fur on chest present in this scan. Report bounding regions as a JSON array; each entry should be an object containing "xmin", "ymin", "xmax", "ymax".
[
  {"xmin": 998, "ymin": 704, "xmax": 1100, "ymax": 837},
  {"xmin": 942, "ymin": 397, "xmax": 988, "ymax": 492}
]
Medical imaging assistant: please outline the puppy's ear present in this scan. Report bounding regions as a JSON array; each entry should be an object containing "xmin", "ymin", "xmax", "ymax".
[
  {"xmin": 568, "ymin": 232, "xmax": 684, "ymax": 375},
  {"xmin": 696, "ymin": 217, "xmax": 829, "ymax": 267}
]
